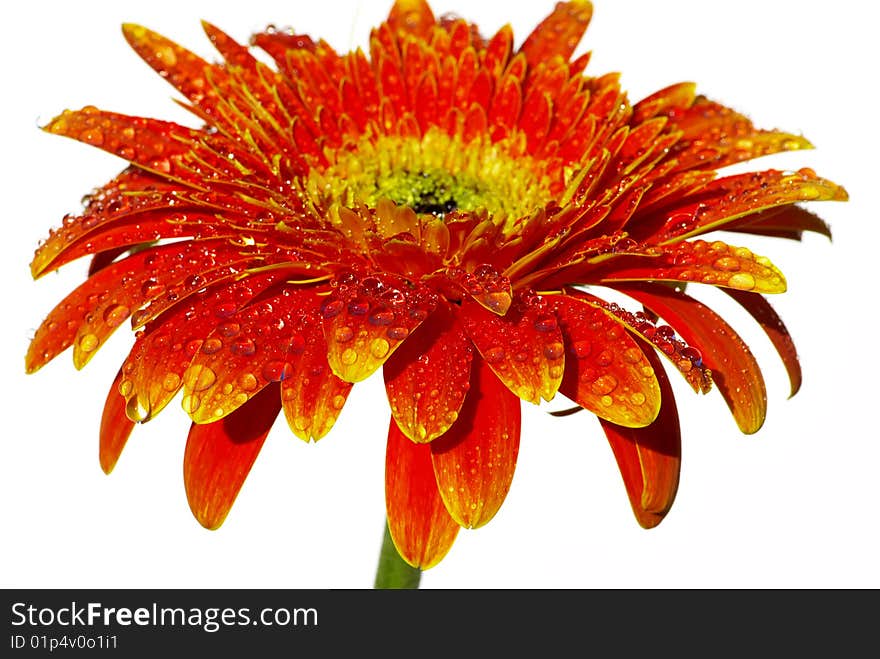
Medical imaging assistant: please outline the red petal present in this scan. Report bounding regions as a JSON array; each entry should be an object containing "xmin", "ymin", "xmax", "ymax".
[
  {"xmin": 550, "ymin": 294, "xmax": 661, "ymax": 427},
  {"xmin": 99, "ymin": 369, "xmax": 136, "ymax": 475},
  {"xmin": 43, "ymin": 108, "xmax": 196, "ymax": 177},
  {"xmin": 280, "ymin": 313, "xmax": 353, "ymax": 442},
  {"xmin": 518, "ymin": 1, "xmax": 593, "ymax": 68},
  {"xmin": 600, "ymin": 344, "xmax": 680, "ymax": 529},
  {"xmin": 460, "ymin": 294, "xmax": 565, "ymax": 404},
  {"xmin": 384, "ymin": 301, "xmax": 473, "ymax": 443},
  {"xmin": 616, "ymin": 283, "xmax": 767, "ymax": 434},
  {"xmin": 728, "ymin": 205, "xmax": 833, "ymax": 241},
  {"xmin": 385, "ymin": 419, "xmax": 460, "ymax": 569},
  {"xmin": 596, "ymin": 239, "xmax": 788, "ymax": 294},
  {"xmin": 724, "ymin": 289, "xmax": 802, "ymax": 398},
  {"xmin": 182, "ymin": 286, "xmax": 322, "ymax": 424},
  {"xmin": 322, "ymin": 273, "xmax": 437, "ymax": 382},
  {"xmin": 121, "ymin": 271, "xmax": 284, "ymax": 422},
  {"xmin": 183, "ymin": 384, "xmax": 281, "ymax": 530},
  {"xmin": 430, "ymin": 357, "xmax": 521, "ymax": 528}
]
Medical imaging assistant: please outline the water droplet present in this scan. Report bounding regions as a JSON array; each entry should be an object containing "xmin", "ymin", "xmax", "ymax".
[
  {"xmin": 334, "ymin": 326, "xmax": 354, "ymax": 343},
  {"xmin": 141, "ymin": 280, "xmax": 165, "ymax": 298},
  {"xmin": 630, "ymin": 392, "xmax": 646, "ymax": 406},
  {"xmin": 321, "ymin": 299, "xmax": 344, "ymax": 319},
  {"xmin": 126, "ymin": 396, "xmax": 151, "ymax": 422},
  {"xmin": 78, "ymin": 333, "xmax": 99, "ymax": 353},
  {"xmin": 118, "ymin": 379, "xmax": 134, "ymax": 397},
  {"xmin": 294, "ymin": 415, "xmax": 311, "ymax": 431},
  {"xmin": 162, "ymin": 372, "xmax": 181, "ymax": 392},
  {"xmin": 386, "ymin": 326, "xmax": 409, "ymax": 340},
  {"xmin": 596, "ymin": 350, "xmax": 613, "ymax": 367},
  {"xmin": 484, "ymin": 346, "xmax": 505, "ymax": 363},
  {"xmin": 370, "ymin": 338, "xmax": 390, "ymax": 359},
  {"xmin": 102, "ymin": 304, "xmax": 130, "ymax": 327},
  {"xmin": 368, "ymin": 309, "xmax": 395, "ymax": 326},
  {"xmin": 727, "ymin": 272, "xmax": 757, "ymax": 291},
  {"xmin": 340, "ymin": 348, "xmax": 358, "ymax": 365},
  {"xmin": 184, "ymin": 364, "xmax": 216, "ymax": 392},
  {"xmin": 543, "ymin": 341, "xmax": 564, "ymax": 360},
  {"xmin": 591, "ymin": 374, "xmax": 618, "ymax": 395},
  {"xmin": 262, "ymin": 360, "xmax": 293, "ymax": 381},
  {"xmin": 201, "ymin": 337, "xmax": 223, "ymax": 354},
  {"xmin": 331, "ymin": 394, "xmax": 346, "ymax": 410},
  {"xmin": 182, "ymin": 394, "xmax": 201, "ymax": 414},
  {"xmin": 713, "ymin": 256, "xmax": 741, "ymax": 272},
  {"xmin": 215, "ymin": 302, "xmax": 237, "ymax": 318},
  {"xmin": 239, "ymin": 373, "xmax": 258, "ymax": 391},
  {"xmin": 218, "ymin": 322, "xmax": 241, "ymax": 337},
  {"xmin": 623, "ymin": 347, "xmax": 642, "ymax": 363},
  {"xmin": 347, "ymin": 299, "xmax": 370, "ymax": 315},
  {"xmin": 571, "ymin": 340, "xmax": 591, "ymax": 358},
  {"xmin": 230, "ymin": 338, "xmax": 256, "ymax": 355},
  {"xmin": 600, "ymin": 394, "xmax": 613, "ymax": 407}
]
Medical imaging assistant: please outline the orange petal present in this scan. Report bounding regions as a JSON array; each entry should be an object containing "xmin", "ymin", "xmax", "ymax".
[
  {"xmin": 724, "ymin": 289, "xmax": 801, "ymax": 398},
  {"xmin": 183, "ymin": 384, "xmax": 281, "ymax": 530},
  {"xmin": 616, "ymin": 283, "xmax": 767, "ymax": 434},
  {"xmin": 99, "ymin": 369, "xmax": 136, "ymax": 475},
  {"xmin": 460, "ymin": 293, "xmax": 565, "ymax": 404},
  {"xmin": 387, "ymin": 0, "xmax": 436, "ymax": 40},
  {"xmin": 600, "ymin": 344, "xmax": 680, "ymax": 529},
  {"xmin": 385, "ymin": 418, "xmax": 460, "ymax": 569},
  {"xmin": 549, "ymin": 294, "xmax": 661, "ymax": 427},
  {"xmin": 430, "ymin": 357, "xmax": 521, "ymax": 528},
  {"xmin": 43, "ymin": 108, "xmax": 196, "ymax": 178},
  {"xmin": 596, "ymin": 239, "xmax": 788, "ymax": 294},
  {"xmin": 280, "ymin": 313, "xmax": 353, "ymax": 442},
  {"xmin": 322, "ymin": 272, "xmax": 437, "ymax": 382},
  {"xmin": 182, "ymin": 286, "xmax": 323, "ymax": 424},
  {"xmin": 121, "ymin": 271, "xmax": 284, "ymax": 422},
  {"xmin": 518, "ymin": 1, "xmax": 593, "ymax": 68},
  {"xmin": 122, "ymin": 24, "xmax": 220, "ymax": 111},
  {"xmin": 384, "ymin": 301, "xmax": 473, "ymax": 443},
  {"xmin": 647, "ymin": 169, "xmax": 847, "ymax": 243}
]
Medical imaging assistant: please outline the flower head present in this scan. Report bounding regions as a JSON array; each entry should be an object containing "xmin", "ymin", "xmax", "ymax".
[{"xmin": 27, "ymin": 0, "xmax": 846, "ymax": 570}]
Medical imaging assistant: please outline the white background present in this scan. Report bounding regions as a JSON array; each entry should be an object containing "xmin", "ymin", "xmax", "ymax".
[{"xmin": 1, "ymin": 0, "xmax": 876, "ymax": 589}]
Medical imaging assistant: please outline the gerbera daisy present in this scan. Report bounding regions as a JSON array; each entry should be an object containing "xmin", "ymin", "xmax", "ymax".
[{"xmin": 26, "ymin": 0, "xmax": 846, "ymax": 585}]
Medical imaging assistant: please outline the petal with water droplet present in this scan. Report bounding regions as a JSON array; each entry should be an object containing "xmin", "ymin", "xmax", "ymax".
[
  {"xmin": 600, "ymin": 345, "xmax": 680, "ymax": 529},
  {"xmin": 550, "ymin": 294, "xmax": 661, "ymax": 427},
  {"xmin": 184, "ymin": 384, "xmax": 281, "ymax": 530},
  {"xmin": 99, "ymin": 369, "xmax": 136, "ymax": 475},
  {"xmin": 384, "ymin": 301, "xmax": 473, "ymax": 443},
  {"xmin": 617, "ymin": 282, "xmax": 767, "ymax": 434},
  {"xmin": 518, "ymin": 0, "xmax": 593, "ymax": 69},
  {"xmin": 385, "ymin": 418, "xmax": 460, "ymax": 569},
  {"xmin": 460, "ymin": 294, "xmax": 564, "ymax": 404},
  {"xmin": 430, "ymin": 357, "xmax": 520, "ymax": 529},
  {"xmin": 280, "ymin": 314, "xmax": 353, "ymax": 442},
  {"xmin": 323, "ymin": 273, "xmax": 437, "ymax": 382}
]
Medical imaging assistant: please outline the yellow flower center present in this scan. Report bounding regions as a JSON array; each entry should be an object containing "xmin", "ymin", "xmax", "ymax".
[{"xmin": 307, "ymin": 127, "xmax": 554, "ymax": 225}]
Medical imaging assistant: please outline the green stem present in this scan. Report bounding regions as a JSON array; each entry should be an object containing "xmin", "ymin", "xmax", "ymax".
[{"xmin": 374, "ymin": 520, "xmax": 421, "ymax": 589}]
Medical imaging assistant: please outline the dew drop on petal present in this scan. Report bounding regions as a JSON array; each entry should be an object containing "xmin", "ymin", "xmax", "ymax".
[
  {"xmin": 331, "ymin": 394, "xmax": 346, "ymax": 410},
  {"xmin": 386, "ymin": 326, "xmax": 409, "ymax": 340},
  {"xmin": 591, "ymin": 374, "xmax": 618, "ymax": 395},
  {"xmin": 713, "ymin": 256, "xmax": 741, "ymax": 272},
  {"xmin": 102, "ymin": 304, "xmax": 130, "ymax": 327},
  {"xmin": 370, "ymin": 338, "xmax": 390, "ymax": 359},
  {"xmin": 340, "ymin": 348, "xmax": 358, "ymax": 365},
  {"xmin": 484, "ymin": 346, "xmax": 505, "ymax": 363},
  {"xmin": 162, "ymin": 372, "xmax": 181, "ymax": 392},
  {"xmin": 543, "ymin": 342, "xmax": 564, "ymax": 360},
  {"xmin": 728, "ymin": 272, "xmax": 757, "ymax": 291},
  {"xmin": 334, "ymin": 326, "xmax": 354, "ymax": 343},
  {"xmin": 239, "ymin": 373, "xmax": 258, "ymax": 391},
  {"xmin": 201, "ymin": 337, "xmax": 223, "ymax": 354},
  {"xmin": 118, "ymin": 379, "xmax": 134, "ymax": 397},
  {"xmin": 78, "ymin": 333, "xmax": 99, "ymax": 353},
  {"xmin": 262, "ymin": 360, "xmax": 293, "ymax": 382},
  {"xmin": 185, "ymin": 364, "xmax": 217, "ymax": 392},
  {"xmin": 230, "ymin": 338, "xmax": 257, "ymax": 355},
  {"xmin": 630, "ymin": 392, "xmax": 646, "ymax": 406},
  {"xmin": 571, "ymin": 340, "xmax": 591, "ymax": 358},
  {"xmin": 126, "ymin": 396, "xmax": 151, "ymax": 422},
  {"xmin": 182, "ymin": 394, "xmax": 201, "ymax": 414}
]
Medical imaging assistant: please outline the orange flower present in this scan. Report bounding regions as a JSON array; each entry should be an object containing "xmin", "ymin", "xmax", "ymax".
[{"xmin": 26, "ymin": 0, "xmax": 846, "ymax": 570}]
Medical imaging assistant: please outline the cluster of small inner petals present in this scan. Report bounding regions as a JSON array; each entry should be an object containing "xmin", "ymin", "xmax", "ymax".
[{"xmin": 27, "ymin": 0, "xmax": 846, "ymax": 569}]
